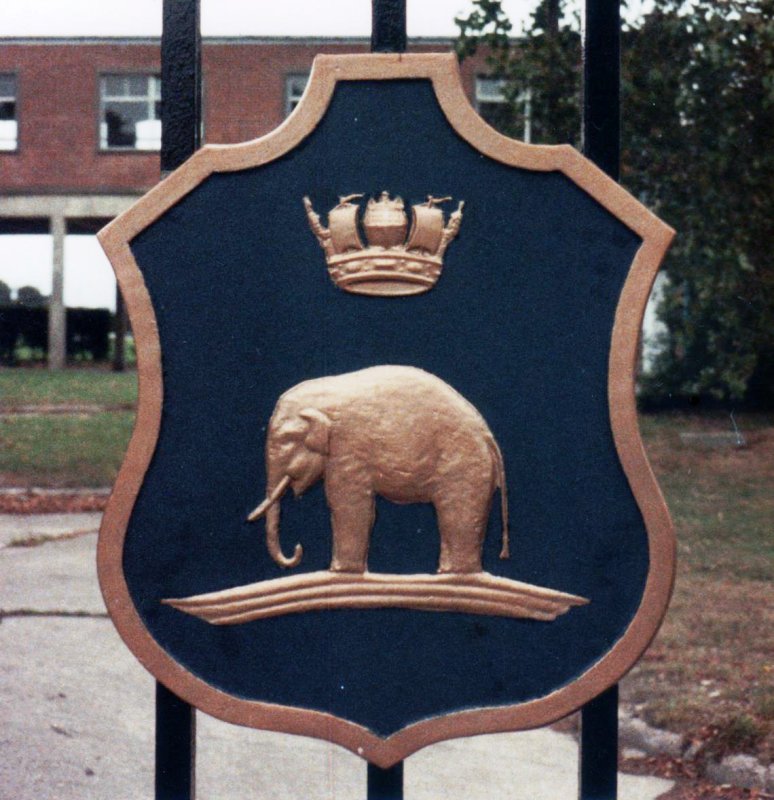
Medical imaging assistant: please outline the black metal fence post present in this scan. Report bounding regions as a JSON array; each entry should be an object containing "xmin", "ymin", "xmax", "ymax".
[
  {"xmin": 155, "ymin": 682, "xmax": 196, "ymax": 800},
  {"xmin": 371, "ymin": 0, "xmax": 407, "ymax": 53},
  {"xmin": 112, "ymin": 286, "xmax": 126, "ymax": 372},
  {"xmin": 580, "ymin": 685, "xmax": 620, "ymax": 800},
  {"xmin": 368, "ymin": 761, "xmax": 405, "ymax": 800},
  {"xmin": 582, "ymin": 0, "xmax": 621, "ymax": 181},
  {"xmin": 580, "ymin": 2, "xmax": 621, "ymax": 798},
  {"xmin": 161, "ymin": 0, "xmax": 202, "ymax": 175},
  {"xmin": 364, "ymin": 0, "xmax": 403, "ymax": 775},
  {"xmin": 156, "ymin": 1, "xmax": 201, "ymax": 798}
]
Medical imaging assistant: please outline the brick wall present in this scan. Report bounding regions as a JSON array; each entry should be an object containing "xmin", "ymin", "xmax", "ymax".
[
  {"xmin": 0, "ymin": 42, "xmax": 161, "ymax": 194},
  {"xmin": 0, "ymin": 39, "xmax": 487, "ymax": 196}
]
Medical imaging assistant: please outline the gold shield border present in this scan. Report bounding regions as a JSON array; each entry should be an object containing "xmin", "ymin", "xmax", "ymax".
[{"xmin": 97, "ymin": 52, "xmax": 676, "ymax": 767}]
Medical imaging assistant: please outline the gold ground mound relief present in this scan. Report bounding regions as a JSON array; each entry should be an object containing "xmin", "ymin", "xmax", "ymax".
[
  {"xmin": 164, "ymin": 571, "xmax": 589, "ymax": 624},
  {"xmin": 163, "ymin": 366, "xmax": 589, "ymax": 624}
]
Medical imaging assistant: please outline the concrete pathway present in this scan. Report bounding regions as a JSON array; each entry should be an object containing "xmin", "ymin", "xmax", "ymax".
[
  {"xmin": 0, "ymin": 511, "xmax": 100, "ymax": 548},
  {"xmin": 0, "ymin": 513, "xmax": 674, "ymax": 799}
]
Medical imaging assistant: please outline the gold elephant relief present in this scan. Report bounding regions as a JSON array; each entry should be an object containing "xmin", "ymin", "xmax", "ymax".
[
  {"xmin": 165, "ymin": 366, "xmax": 588, "ymax": 623},
  {"xmin": 247, "ymin": 365, "xmax": 508, "ymax": 575}
]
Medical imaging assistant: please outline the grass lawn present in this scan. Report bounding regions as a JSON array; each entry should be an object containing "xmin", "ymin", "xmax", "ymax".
[
  {"xmin": 0, "ymin": 412, "xmax": 136, "ymax": 488},
  {"xmin": 0, "ymin": 368, "xmax": 771, "ymax": 764},
  {"xmin": 0, "ymin": 367, "xmax": 137, "ymax": 408},
  {"xmin": 0, "ymin": 367, "xmax": 137, "ymax": 487}
]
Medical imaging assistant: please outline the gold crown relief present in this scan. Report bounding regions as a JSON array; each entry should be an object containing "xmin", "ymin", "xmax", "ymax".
[{"xmin": 303, "ymin": 192, "xmax": 464, "ymax": 296}]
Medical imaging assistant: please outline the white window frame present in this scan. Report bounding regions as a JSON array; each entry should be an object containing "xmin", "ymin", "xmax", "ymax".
[
  {"xmin": 284, "ymin": 73, "xmax": 309, "ymax": 118},
  {"xmin": 0, "ymin": 73, "xmax": 18, "ymax": 152},
  {"xmin": 99, "ymin": 73, "xmax": 161, "ymax": 151},
  {"xmin": 475, "ymin": 76, "xmax": 532, "ymax": 144},
  {"xmin": 475, "ymin": 76, "xmax": 507, "ymax": 106}
]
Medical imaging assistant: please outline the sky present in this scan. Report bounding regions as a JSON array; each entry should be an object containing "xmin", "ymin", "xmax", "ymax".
[
  {"xmin": 1, "ymin": 0, "xmax": 542, "ymax": 38},
  {"xmin": 0, "ymin": 0, "xmax": 649, "ymax": 309}
]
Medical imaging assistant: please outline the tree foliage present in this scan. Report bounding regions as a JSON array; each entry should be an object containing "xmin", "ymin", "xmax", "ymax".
[
  {"xmin": 457, "ymin": 0, "xmax": 582, "ymax": 144},
  {"xmin": 16, "ymin": 285, "xmax": 48, "ymax": 308},
  {"xmin": 456, "ymin": 0, "xmax": 774, "ymax": 404}
]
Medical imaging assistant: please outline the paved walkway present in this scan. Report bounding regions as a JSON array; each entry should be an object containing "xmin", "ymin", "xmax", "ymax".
[{"xmin": 0, "ymin": 513, "xmax": 674, "ymax": 799}]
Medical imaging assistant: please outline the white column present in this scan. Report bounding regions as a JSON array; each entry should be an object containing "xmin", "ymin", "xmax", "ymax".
[{"xmin": 48, "ymin": 213, "xmax": 66, "ymax": 370}]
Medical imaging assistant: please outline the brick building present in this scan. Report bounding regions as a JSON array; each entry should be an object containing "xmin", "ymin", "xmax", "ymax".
[{"xmin": 0, "ymin": 37, "xmax": 502, "ymax": 366}]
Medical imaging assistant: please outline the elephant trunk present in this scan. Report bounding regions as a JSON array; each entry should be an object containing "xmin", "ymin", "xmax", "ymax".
[
  {"xmin": 264, "ymin": 500, "xmax": 303, "ymax": 569},
  {"xmin": 246, "ymin": 474, "xmax": 303, "ymax": 569}
]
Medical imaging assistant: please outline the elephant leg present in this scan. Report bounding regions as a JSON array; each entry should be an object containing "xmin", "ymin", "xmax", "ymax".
[
  {"xmin": 435, "ymin": 495, "xmax": 490, "ymax": 574},
  {"xmin": 328, "ymin": 489, "xmax": 375, "ymax": 573}
]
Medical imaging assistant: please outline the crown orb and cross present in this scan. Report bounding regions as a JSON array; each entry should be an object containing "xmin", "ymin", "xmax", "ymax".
[{"xmin": 303, "ymin": 192, "xmax": 464, "ymax": 297}]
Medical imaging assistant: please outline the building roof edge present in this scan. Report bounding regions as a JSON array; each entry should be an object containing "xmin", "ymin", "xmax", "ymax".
[{"xmin": 0, "ymin": 35, "xmax": 460, "ymax": 47}]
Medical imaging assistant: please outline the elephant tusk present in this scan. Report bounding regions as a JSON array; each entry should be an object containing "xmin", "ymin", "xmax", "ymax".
[{"xmin": 246, "ymin": 474, "xmax": 292, "ymax": 522}]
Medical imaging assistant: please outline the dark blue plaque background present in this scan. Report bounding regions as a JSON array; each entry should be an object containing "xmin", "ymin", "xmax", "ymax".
[{"xmin": 127, "ymin": 80, "xmax": 645, "ymax": 736}]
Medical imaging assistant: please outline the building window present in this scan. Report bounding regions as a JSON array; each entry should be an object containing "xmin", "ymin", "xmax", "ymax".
[
  {"xmin": 100, "ymin": 74, "xmax": 161, "ymax": 151},
  {"xmin": 285, "ymin": 74, "xmax": 309, "ymax": 117},
  {"xmin": 475, "ymin": 77, "xmax": 508, "ymax": 127},
  {"xmin": 0, "ymin": 74, "xmax": 18, "ymax": 151},
  {"xmin": 475, "ymin": 77, "xmax": 532, "ymax": 143}
]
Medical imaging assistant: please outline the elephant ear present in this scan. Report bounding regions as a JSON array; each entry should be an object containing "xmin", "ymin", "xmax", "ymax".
[{"xmin": 299, "ymin": 408, "xmax": 331, "ymax": 455}]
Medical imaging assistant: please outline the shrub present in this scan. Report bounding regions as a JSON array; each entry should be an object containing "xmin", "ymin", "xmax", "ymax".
[{"xmin": 0, "ymin": 306, "xmax": 113, "ymax": 364}]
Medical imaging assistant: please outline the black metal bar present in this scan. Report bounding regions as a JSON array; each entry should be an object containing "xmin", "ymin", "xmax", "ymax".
[
  {"xmin": 155, "ymin": 682, "xmax": 196, "ymax": 800},
  {"xmin": 0, "ymin": 217, "xmax": 49, "ymax": 235},
  {"xmin": 579, "ymin": 685, "xmax": 619, "ymax": 800},
  {"xmin": 112, "ymin": 286, "xmax": 126, "ymax": 372},
  {"xmin": 582, "ymin": 0, "xmax": 620, "ymax": 180},
  {"xmin": 368, "ymin": 762, "xmax": 404, "ymax": 800},
  {"xmin": 368, "ymin": 16, "xmax": 406, "ymax": 797},
  {"xmin": 156, "ymin": 3, "xmax": 200, "ymax": 798},
  {"xmin": 371, "ymin": 0, "xmax": 407, "ymax": 53},
  {"xmin": 580, "ymin": 2, "xmax": 620, "ymax": 797},
  {"xmin": 161, "ymin": 0, "xmax": 202, "ymax": 173},
  {"xmin": 66, "ymin": 217, "xmax": 114, "ymax": 235}
]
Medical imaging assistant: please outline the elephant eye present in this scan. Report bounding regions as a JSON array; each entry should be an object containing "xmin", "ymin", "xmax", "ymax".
[
  {"xmin": 277, "ymin": 420, "xmax": 307, "ymax": 438},
  {"xmin": 268, "ymin": 438, "xmax": 294, "ymax": 456}
]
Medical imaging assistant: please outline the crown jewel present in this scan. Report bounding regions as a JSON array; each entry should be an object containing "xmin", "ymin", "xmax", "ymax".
[{"xmin": 303, "ymin": 192, "xmax": 464, "ymax": 296}]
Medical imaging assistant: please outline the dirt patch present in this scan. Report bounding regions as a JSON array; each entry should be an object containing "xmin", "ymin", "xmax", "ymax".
[
  {"xmin": 622, "ymin": 571, "xmax": 773, "ymax": 766},
  {"xmin": 4, "ymin": 527, "xmax": 98, "ymax": 548},
  {"xmin": 625, "ymin": 413, "xmax": 774, "ymax": 767},
  {"xmin": 553, "ymin": 716, "xmax": 772, "ymax": 795},
  {"xmin": 0, "ymin": 491, "xmax": 109, "ymax": 514},
  {"xmin": 0, "ymin": 403, "xmax": 135, "ymax": 416},
  {"xmin": 621, "ymin": 753, "xmax": 772, "ymax": 798}
]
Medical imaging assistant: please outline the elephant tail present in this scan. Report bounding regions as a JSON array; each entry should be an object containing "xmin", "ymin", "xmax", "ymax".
[{"xmin": 487, "ymin": 435, "xmax": 509, "ymax": 560}]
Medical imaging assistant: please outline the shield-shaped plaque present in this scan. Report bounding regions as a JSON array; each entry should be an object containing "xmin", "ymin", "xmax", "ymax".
[{"xmin": 98, "ymin": 53, "xmax": 675, "ymax": 766}]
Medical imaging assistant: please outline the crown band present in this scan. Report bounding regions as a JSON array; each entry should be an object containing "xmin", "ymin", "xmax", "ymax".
[{"xmin": 304, "ymin": 192, "xmax": 464, "ymax": 297}]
